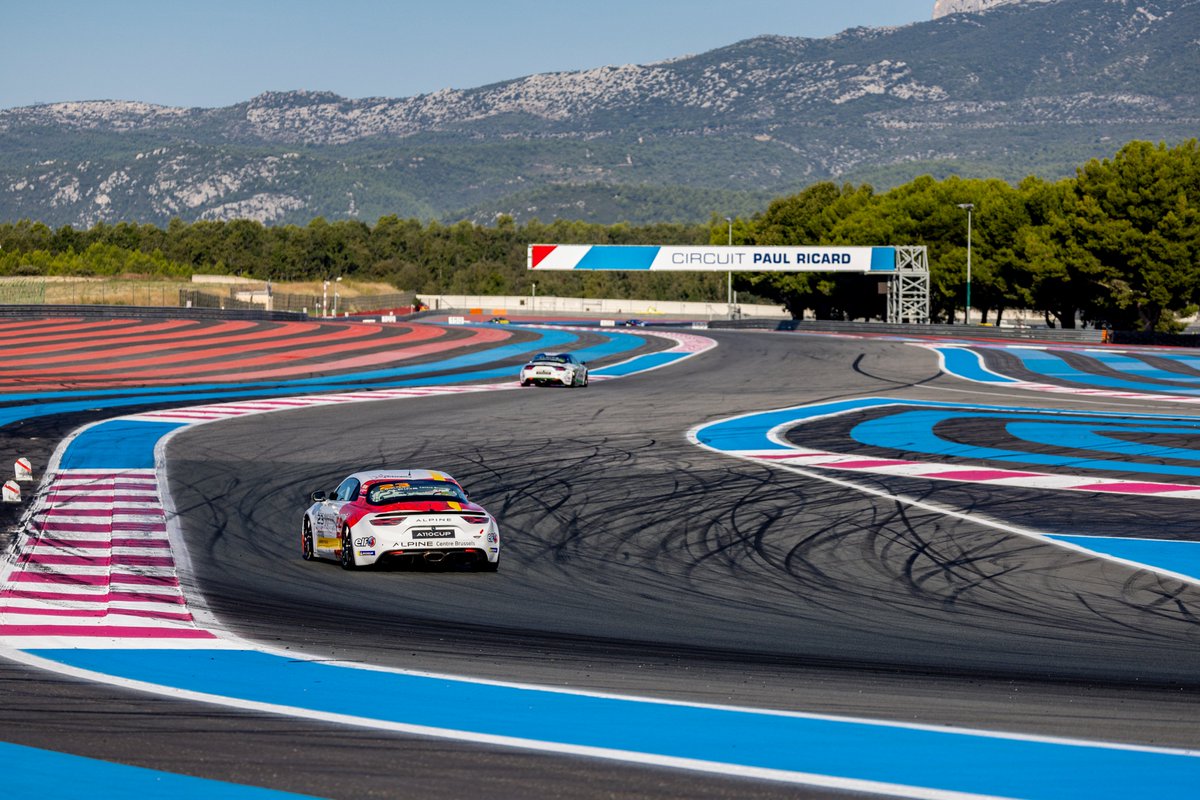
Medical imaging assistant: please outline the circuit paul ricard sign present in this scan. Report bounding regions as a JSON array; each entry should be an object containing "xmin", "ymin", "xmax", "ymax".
[{"xmin": 528, "ymin": 244, "xmax": 897, "ymax": 273}]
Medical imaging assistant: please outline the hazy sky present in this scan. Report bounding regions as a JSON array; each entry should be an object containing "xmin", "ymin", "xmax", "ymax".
[{"xmin": 2, "ymin": 1, "xmax": 938, "ymax": 109}]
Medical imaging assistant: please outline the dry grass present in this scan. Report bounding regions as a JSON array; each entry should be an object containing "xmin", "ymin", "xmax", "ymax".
[{"xmin": 0, "ymin": 276, "xmax": 402, "ymax": 306}]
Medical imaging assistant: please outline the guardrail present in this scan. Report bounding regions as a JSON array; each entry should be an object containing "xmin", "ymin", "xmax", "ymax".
[{"xmin": 707, "ymin": 318, "xmax": 1106, "ymax": 343}]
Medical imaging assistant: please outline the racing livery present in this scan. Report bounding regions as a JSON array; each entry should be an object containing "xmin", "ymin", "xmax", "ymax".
[
  {"xmin": 301, "ymin": 469, "xmax": 500, "ymax": 571},
  {"xmin": 519, "ymin": 352, "xmax": 589, "ymax": 387}
]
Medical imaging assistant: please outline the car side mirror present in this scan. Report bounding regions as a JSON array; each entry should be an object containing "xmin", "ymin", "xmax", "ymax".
[{"xmin": 311, "ymin": 491, "xmax": 328, "ymax": 502}]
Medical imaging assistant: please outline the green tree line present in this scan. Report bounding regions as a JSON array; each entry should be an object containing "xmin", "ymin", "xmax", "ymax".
[
  {"xmin": 2, "ymin": 140, "xmax": 1197, "ymax": 330},
  {"xmin": 725, "ymin": 140, "xmax": 1200, "ymax": 330}
]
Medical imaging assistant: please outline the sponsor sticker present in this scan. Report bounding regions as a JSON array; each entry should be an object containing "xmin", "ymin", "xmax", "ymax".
[
  {"xmin": 411, "ymin": 528, "xmax": 456, "ymax": 539},
  {"xmin": 354, "ymin": 536, "xmax": 377, "ymax": 547},
  {"xmin": 360, "ymin": 550, "xmax": 376, "ymax": 556}
]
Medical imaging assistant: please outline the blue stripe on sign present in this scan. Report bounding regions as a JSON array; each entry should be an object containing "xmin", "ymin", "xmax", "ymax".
[
  {"xmin": 60, "ymin": 420, "xmax": 186, "ymax": 470},
  {"xmin": 1047, "ymin": 535, "xmax": 1200, "ymax": 583},
  {"xmin": 574, "ymin": 246, "xmax": 660, "ymax": 270},
  {"xmin": 1, "ymin": 740, "xmax": 314, "ymax": 799},
  {"xmin": 31, "ymin": 648, "xmax": 1200, "ymax": 799},
  {"xmin": 869, "ymin": 247, "xmax": 896, "ymax": 271}
]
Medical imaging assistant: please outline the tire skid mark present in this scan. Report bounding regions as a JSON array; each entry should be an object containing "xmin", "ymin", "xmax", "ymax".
[
  {"xmin": 690, "ymin": 397, "xmax": 1200, "ymax": 585},
  {"xmin": 0, "ymin": 329, "xmax": 707, "ymax": 647}
]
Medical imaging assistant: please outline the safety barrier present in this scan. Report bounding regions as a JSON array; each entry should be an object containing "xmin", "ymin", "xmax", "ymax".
[{"xmin": 707, "ymin": 318, "xmax": 1106, "ymax": 343}]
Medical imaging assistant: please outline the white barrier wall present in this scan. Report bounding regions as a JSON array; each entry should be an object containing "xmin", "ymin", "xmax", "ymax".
[{"xmin": 418, "ymin": 294, "xmax": 788, "ymax": 319}]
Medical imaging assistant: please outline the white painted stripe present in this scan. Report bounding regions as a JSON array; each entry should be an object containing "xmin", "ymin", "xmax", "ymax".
[
  {"xmin": 729, "ymin": 444, "xmax": 1200, "ymax": 498},
  {"xmin": 4, "ymin": 598, "xmax": 190, "ymax": 612},
  {"xmin": 12, "ymin": 563, "xmax": 177, "ymax": 575},
  {"xmin": 21, "ymin": 531, "xmax": 129, "ymax": 543},
  {"xmin": 2, "ymin": 582, "xmax": 182, "ymax": 597}
]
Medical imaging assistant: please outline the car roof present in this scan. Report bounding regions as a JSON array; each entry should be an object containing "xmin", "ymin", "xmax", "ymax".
[{"xmin": 346, "ymin": 469, "xmax": 460, "ymax": 485}]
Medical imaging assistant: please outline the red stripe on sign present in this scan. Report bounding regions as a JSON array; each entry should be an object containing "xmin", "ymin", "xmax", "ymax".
[{"xmin": 531, "ymin": 245, "xmax": 557, "ymax": 268}]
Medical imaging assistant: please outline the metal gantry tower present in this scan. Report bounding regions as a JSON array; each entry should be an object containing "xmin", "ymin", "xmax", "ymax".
[{"xmin": 887, "ymin": 246, "xmax": 930, "ymax": 324}]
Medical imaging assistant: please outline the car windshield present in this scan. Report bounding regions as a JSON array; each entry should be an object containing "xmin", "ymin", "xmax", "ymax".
[
  {"xmin": 365, "ymin": 480, "xmax": 467, "ymax": 505},
  {"xmin": 531, "ymin": 354, "xmax": 570, "ymax": 364}
]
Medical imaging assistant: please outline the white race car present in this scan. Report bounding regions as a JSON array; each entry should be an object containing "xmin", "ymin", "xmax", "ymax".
[
  {"xmin": 301, "ymin": 469, "xmax": 500, "ymax": 571},
  {"xmin": 519, "ymin": 352, "xmax": 589, "ymax": 387}
]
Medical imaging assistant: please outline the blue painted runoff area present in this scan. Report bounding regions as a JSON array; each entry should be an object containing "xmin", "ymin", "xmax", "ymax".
[
  {"xmin": 1, "ymin": 740, "xmax": 315, "ymax": 799},
  {"xmin": 21, "ymin": 331, "xmax": 673, "ymax": 477},
  {"xmin": 0, "ymin": 326, "xmax": 581, "ymax": 409},
  {"xmin": 1087, "ymin": 352, "xmax": 1200, "ymax": 384},
  {"xmin": 0, "ymin": 326, "xmax": 659, "ymax": 428},
  {"xmin": 1006, "ymin": 420, "xmax": 1200, "ymax": 463},
  {"xmin": 850, "ymin": 410, "xmax": 1200, "ymax": 477},
  {"xmin": 1001, "ymin": 348, "xmax": 1200, "ymax": 395},
  {"xmin": 59, "ymin": 420, "xmax": 187, "ymax": 470},
  {"xmin": 932, "ymin": 346, "xmax": 1017, "ymax": 383},
  {"xmin": 1047, "ymin": 536, "xmax": 1200, "ymax": 584},
  {"xmin": 32, "ymin": 648, "xmax": 1200, "ymax": 799},
  {"xmin": 694, "ymin": 397, "xmax": 954, "ymax": 452},
  {"xmin": 592, "ymin": 351, "xmax": 690, "ymax": 376},
  {"xmin": 936, "ymin": 345, "xmax": 1200, "ymax": 392}
]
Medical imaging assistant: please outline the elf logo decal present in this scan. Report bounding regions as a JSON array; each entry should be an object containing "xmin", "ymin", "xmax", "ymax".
[{"xmin": 354, "ymin": 536, "xmax": 376, "ymax": 547}]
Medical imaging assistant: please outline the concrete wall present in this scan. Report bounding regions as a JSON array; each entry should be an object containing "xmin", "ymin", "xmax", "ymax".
[{"xmin": 417, "ymin": 294, "xmax": 788, "ymax": 320}]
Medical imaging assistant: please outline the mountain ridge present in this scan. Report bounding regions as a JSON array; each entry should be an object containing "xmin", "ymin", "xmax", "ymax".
[{"xmin": 2, "ymin": 0, "xmax": 1197, "ymax": 227}]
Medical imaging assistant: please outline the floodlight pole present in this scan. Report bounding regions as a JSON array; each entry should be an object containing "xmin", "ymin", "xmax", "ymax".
[{"xmin": 957, "ymin": 203, "xmax": 974, "ymax": 325}]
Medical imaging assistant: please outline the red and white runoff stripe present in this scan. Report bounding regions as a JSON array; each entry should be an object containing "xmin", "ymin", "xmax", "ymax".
[{"xmin": 0, "ymin": 469, "xmax": 221, "ymax": 649}]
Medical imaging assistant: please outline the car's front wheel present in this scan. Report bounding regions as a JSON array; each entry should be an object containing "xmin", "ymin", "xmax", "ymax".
[
  {"xmin": 301, "ymin": 518, "xmax": 315, "ymax": 561},
  {"xmin": 339, "ymin": 524, "xmax": 358, "ymax": 570}
]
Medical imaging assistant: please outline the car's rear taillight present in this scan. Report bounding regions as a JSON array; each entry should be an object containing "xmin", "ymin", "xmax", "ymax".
[{"xmin": 461, "ymin": 515, "xmax": 489, "ymax": 524}]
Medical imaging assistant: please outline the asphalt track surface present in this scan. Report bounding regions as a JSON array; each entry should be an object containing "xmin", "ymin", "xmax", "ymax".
[{"xmin": 3, "ymin": 326, "xmax": 1200, "ymax": 798}]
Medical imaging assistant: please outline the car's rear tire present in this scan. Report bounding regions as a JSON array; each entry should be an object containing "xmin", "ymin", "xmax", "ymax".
[
  {"xmin": 301, "ymin": 518, "xmax": 315, "ymax": 561},
  {"xmin": 478, "ymin": 555, "xmax": 499, "ymax": 573},
  {"xmin": 339, "ymin": 524, "xmax": 358, "ymax": 570}
]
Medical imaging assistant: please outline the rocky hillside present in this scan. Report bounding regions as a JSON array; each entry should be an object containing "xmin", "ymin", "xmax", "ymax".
[
  {"xmin": 1, "ymin": 0, "xmax": 1196, "ymax": 227},
  {"xmin": 933, "ymin": 0, "xmax": 1057, "ymax": 18}
]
